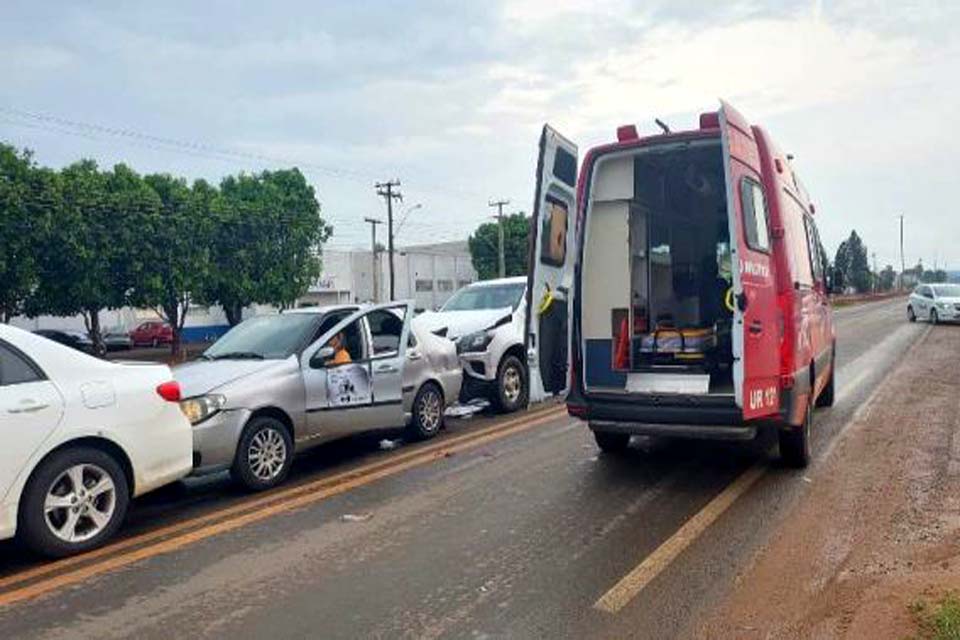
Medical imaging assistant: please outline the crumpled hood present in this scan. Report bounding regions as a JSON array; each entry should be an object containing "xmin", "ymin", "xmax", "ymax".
[
  {"xmin": 174, "ymin": 358, "xmax": 291, "ymax": 397},
  {"xmin": 414, "ymin": 308, "xmax": 512, "ymax": 341},
  {"xmin": 936, "ymin": 296, "xmax": 960, "ymax": 305}
]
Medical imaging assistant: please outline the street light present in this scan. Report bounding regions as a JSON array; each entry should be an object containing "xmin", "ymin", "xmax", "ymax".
[{"xmin": 395, "ymin": 203, "xmax": 422, "ymax": 236}]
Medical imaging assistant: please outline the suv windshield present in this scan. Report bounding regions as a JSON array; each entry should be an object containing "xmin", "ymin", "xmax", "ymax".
[
  {"xmin": 204, "ymin": 313, "xmax": 318, "ymax": 360},
  {"xmin": 933, "ymin": 284, "xmax": 960, "ymax": 298},
  {"xmin": 441, "ymin": 283, "xmax": 526, "ymax": 312}
]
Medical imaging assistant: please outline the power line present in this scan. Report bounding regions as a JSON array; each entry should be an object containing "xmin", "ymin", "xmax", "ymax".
[{"xmin": 0, "ymin": 105, "xmax": 491, "ymax": 200}]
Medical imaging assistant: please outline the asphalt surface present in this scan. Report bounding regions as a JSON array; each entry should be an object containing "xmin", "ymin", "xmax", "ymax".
[{"xmin": 0, "ymin": 298, "xmax": 924, "ymax": 640}]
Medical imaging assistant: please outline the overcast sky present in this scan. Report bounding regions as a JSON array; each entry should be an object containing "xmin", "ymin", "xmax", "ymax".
[{"xmin": 2, "ymin": 0, "xmax": 957, "ymax": 270}]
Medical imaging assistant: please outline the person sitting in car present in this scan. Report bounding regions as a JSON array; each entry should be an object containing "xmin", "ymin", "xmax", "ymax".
[{"xmin": 328, "ymin": 331, "xmax": 352, "ymax": 364}]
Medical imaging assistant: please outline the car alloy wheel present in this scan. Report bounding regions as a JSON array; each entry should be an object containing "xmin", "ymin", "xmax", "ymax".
[
  {"xmin": 907, "ymin": 306, "xmax": 916, "ymax": 322},
  {"xmin": 931, "ymin": 309, "xmax": 939, "ymax": 325},
  {"xmin": 503, "ymin": 365, "xmax": 522, "ymax": 404},
  {"xmin": 44, "ymin": 464, "xmax": 117, "ymax": 544},
  {"xmin": 418, "ymin": 387, "xmax": 442, "ymax": 433},
  {"xmin": 247, "ymin": 427, "xmax": 288, "ymax": 482}
]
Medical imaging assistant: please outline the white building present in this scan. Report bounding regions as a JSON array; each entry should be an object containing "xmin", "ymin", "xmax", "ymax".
[{"xmin": 300, "ymin": 240, "xmax": 477, "ymax": 311}]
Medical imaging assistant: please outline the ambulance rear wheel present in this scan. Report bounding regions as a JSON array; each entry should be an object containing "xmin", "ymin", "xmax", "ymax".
[
  {"xmin": 779, "ymin": 401, "xmax": 812, "ymax": 468},
  {"xmin": 593, "ymin": 431, "xmax": 630, "ymax": 454}
]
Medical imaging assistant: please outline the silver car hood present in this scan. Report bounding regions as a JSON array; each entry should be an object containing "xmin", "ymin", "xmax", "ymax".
[
  {"xmin": 174, "ymin": 358, "xmax": 292, "ymax": 397},
  {"xmin": 414, "ymin": 308, "xmax": 512, "ymax": 341}
]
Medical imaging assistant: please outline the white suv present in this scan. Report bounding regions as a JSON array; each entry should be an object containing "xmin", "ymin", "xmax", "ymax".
[
  {"xmin": 416, "ymin": 277, "xmax": 528, "ymax": 412},
  {"xmin": 908, "ymin": 283, "xmax": 960, "ymax": 324}
]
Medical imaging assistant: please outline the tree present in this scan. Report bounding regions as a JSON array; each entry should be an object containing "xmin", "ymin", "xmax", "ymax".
[
  {"xmin": 135, "ymin": 174, "xmax": 213, "ymax": 356},
  {"xmin": 0, "ymin": 145, "xmax": 56, "ymax": 323},
  {"xmin": 29, "ymin": 160, "xmax": 143, "ymax": 351},
  {"xmin": 468, "ymin": 212, "xmax": 530, "ymax": 280},
  {"xmin": 833, "ymin": 231, "xmax": 870, "ymax": 293},
  {"xmin": 208, "ymin": 168, "xmax": 331, "ymax": 324},
  {"xmin": 878, "ymin": 265, "xmax": 897, "ymax": 291}
]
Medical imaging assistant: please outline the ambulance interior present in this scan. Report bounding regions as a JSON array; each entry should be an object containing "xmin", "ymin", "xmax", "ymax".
[{"xmin": 581, "ymin": 139, "xmax": 736, "ymax": 396}]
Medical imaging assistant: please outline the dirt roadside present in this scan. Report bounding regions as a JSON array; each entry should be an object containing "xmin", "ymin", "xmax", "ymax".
[{"xmin": 692, "ymin": 325, "xmax": 960, "ymax": 639}]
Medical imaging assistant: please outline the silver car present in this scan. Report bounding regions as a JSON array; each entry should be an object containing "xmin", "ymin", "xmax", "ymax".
[
  {"xmin": 174, "ymin": 301, "xmax": 462, "ymax": 490},
  {"xmin": 907, "ymin": 283, "xmax": 960, "ymax": 324}
]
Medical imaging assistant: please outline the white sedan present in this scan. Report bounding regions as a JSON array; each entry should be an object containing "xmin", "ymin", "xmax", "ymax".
[{"xmin": 0, "ymin": 325, "xmax": 193, "ymax": 557}]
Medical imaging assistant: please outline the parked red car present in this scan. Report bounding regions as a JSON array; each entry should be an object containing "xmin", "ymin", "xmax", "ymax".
[{"xmin": 130, "ymin": 321, "xmax": 174, "ymax": 347}]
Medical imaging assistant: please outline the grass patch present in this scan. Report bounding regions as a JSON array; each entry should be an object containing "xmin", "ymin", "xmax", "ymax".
[{"xmin": 909, "ymin": 592, "xmax": 960, "ymax": 640}]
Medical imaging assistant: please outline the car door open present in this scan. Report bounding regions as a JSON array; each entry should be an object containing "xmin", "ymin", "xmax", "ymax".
[
  {"xmin": 301, "ymin": 302, "xmax": 413, "ymax": 438},
  {"xmin": 525, "ymin": 125, "xmax": 578, "ymax": 403}
]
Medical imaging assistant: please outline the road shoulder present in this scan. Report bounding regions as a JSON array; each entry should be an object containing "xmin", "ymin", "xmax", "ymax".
[{"xmin": 692, "ymin": 325, "xmax": 960, "ymax": 639}]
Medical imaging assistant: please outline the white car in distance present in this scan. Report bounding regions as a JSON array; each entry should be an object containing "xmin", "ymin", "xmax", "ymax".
[
  {"xmin": 0, "ymin": 325, "xmax": 192, "ymax": 557},
  {"xmin": 907, "ymin": 283, "xmax": 960, "ymax": 324}
]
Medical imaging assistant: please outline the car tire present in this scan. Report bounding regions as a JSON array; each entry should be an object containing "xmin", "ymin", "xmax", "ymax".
[
  {"xmin": 493, "ymin": 355, "xmax": 528, "ymax": 413},
  {"xmin": 930, "ymin": 309, "xmax": 939, "ymax": 325},
  {"xmin": 18, "ymin": 447, "xmax": 130, "ymax": 558},
  {"xmin": 151, "ymin": 338, "xmax": 159, "ymax": 348},
  {"xmin": 231, "ymin": 416, "xmax": 294, "ymax": 492},
  {"xmin": 593, "ymin": 431, "xmax": 631, "ymax": 454},
  {"xmin": 907, "ymin": 306, "xmax": 916, "ymax": 322},
  {"xmin": 779, "ymin": 399, "xmax": 813, "ymax": 468},
  {"xmin": 407, "ymin": 382, "xmax": 445, "ymax": 441}
]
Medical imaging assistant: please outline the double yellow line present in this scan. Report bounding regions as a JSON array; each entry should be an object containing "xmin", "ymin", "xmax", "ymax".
[{"xmin": 0, "ymin": 405, "xmax": 567, "ymax": 608}]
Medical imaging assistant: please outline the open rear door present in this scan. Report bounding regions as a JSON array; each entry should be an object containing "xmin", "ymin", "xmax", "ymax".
[
  {"xmin": 719, "ymin": 102, "xmax": 780, "ymax": 419},
  {"xmin": 525, "ymin": 125, "xmax": 578, "ymax": 402}
]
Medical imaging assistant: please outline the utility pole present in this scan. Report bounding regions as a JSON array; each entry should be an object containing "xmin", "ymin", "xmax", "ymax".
[
  {"xmin": 489, "ymin": 199, "xmax": 510, "ymax": 278},
  {"xmin": 872, "ymin": 251, "xmax": 878, "ymax": 292},
  {"xmin": 376, "ymin": 180, "xmax": 403, "ymax": 299},
  {"xmin": 899, "ymin": 214, "xmax": 905, "ymax": 290},
  {"xmin": 364, "ymin": 217, "xmax": 383, "ymax": 302}
]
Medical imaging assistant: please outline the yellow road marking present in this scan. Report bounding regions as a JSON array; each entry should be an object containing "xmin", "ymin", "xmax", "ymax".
[
  {"xmin": 594, "ymin": 465, "xmax": 766, "ymax": 614},
  {"xmin": 0, "ymin": 407, "xmax": 568, "ymax": 607}
]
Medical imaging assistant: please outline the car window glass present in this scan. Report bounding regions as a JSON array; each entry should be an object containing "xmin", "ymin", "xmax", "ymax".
[
  {"xmin": 933, "ymin": 285, "xmax": 960, "ymax": 297},
  {"xmin": 740, "ymin": 179, "xmax": 770, "ymax": 252},
  {"xmin": 312, "ymin": 311, "xmax": 351, "ymax": 344},
  {"xmin": 367, "ymin": 309, "xmax": 405, "ymax": 356},
  {"xmin": 540, "ymin": 196, "xmax": 568, "ymax": 267},
  {"xmin": 0, "ymin": 343, "xmax": 43, "ymax": 386},
  {"xmin": 441, "ymin": 283, "xmax": 525, "ymax": 311},
  {"xmin": 205, "ymin": 313, "xmax": 320, "ymax": 359},
  {"xmin": 803, "ymin": 217, "xmax": 824, "ymax": 284}
]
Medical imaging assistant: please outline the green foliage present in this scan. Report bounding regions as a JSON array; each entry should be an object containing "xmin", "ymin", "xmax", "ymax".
[
  {"xmin": 132, "ymin": 173, "xmax": 213, "ymax": 353},
  {"xmin": 468, "ymin": 212, "xmax": 529, "ymax": 280},
  {"xmin": 0, "ymin": 145, "xmax": 56, "ymax": 322},
  {"xmin": 834, "ymin": 230, "xmax": 871, "ymax": 293},
  {"xmin": 0, "ymin": 142, "xmax": 333, "ymax": 345},
  {"xmin": 878, "ymin": 265, "xmax": 897, "ymax": 291},
  {"xmin": 209, "ymin": 168, "xmax": 332, "ymax": 323},
  {"xmin": 910, "ymin": 592, "xmax": 960, "ymax": 640}
]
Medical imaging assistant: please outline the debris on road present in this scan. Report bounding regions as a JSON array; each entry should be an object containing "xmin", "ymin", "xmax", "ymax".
[
  {"xmin": 379, "ymin": 438, "xmax": 402, "ymax": 451},
  {"xmin": 445, "ymin": 398, "xmax": 491, "ymax": 419},
  {"xmin": 340, "ymin": 513, "xmax": 373, "ymax": 523}
]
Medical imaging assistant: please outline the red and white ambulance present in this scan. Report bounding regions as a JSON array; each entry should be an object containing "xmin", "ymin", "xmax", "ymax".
[{"xmin": 525, "ymin": 102, "xmax": 835, "ymax": 467}]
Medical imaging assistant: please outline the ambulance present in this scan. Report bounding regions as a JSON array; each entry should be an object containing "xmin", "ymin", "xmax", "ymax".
[{"xmin": 525, "ymin": 102, "xmax": 836, "ymax": 467}]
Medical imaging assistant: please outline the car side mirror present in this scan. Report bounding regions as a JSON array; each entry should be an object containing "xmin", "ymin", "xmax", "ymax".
[{"xmin": 310, "ymin": 346, "xmax": 336, "ymax": 368}]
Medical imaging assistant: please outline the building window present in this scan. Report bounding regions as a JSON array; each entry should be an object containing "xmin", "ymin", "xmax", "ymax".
[
  {"xmin": 437, "ymin": 279, "xmax": 454, "ymax": 292},
  {"xmin": 415, "ymin": 279, "xmax": 434, "ymax": 292}
]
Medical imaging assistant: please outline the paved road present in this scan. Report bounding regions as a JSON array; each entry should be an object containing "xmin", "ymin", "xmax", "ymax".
[{"xmin": 0, "ymin": 298, "xmax": 924, "ymax": 640}]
